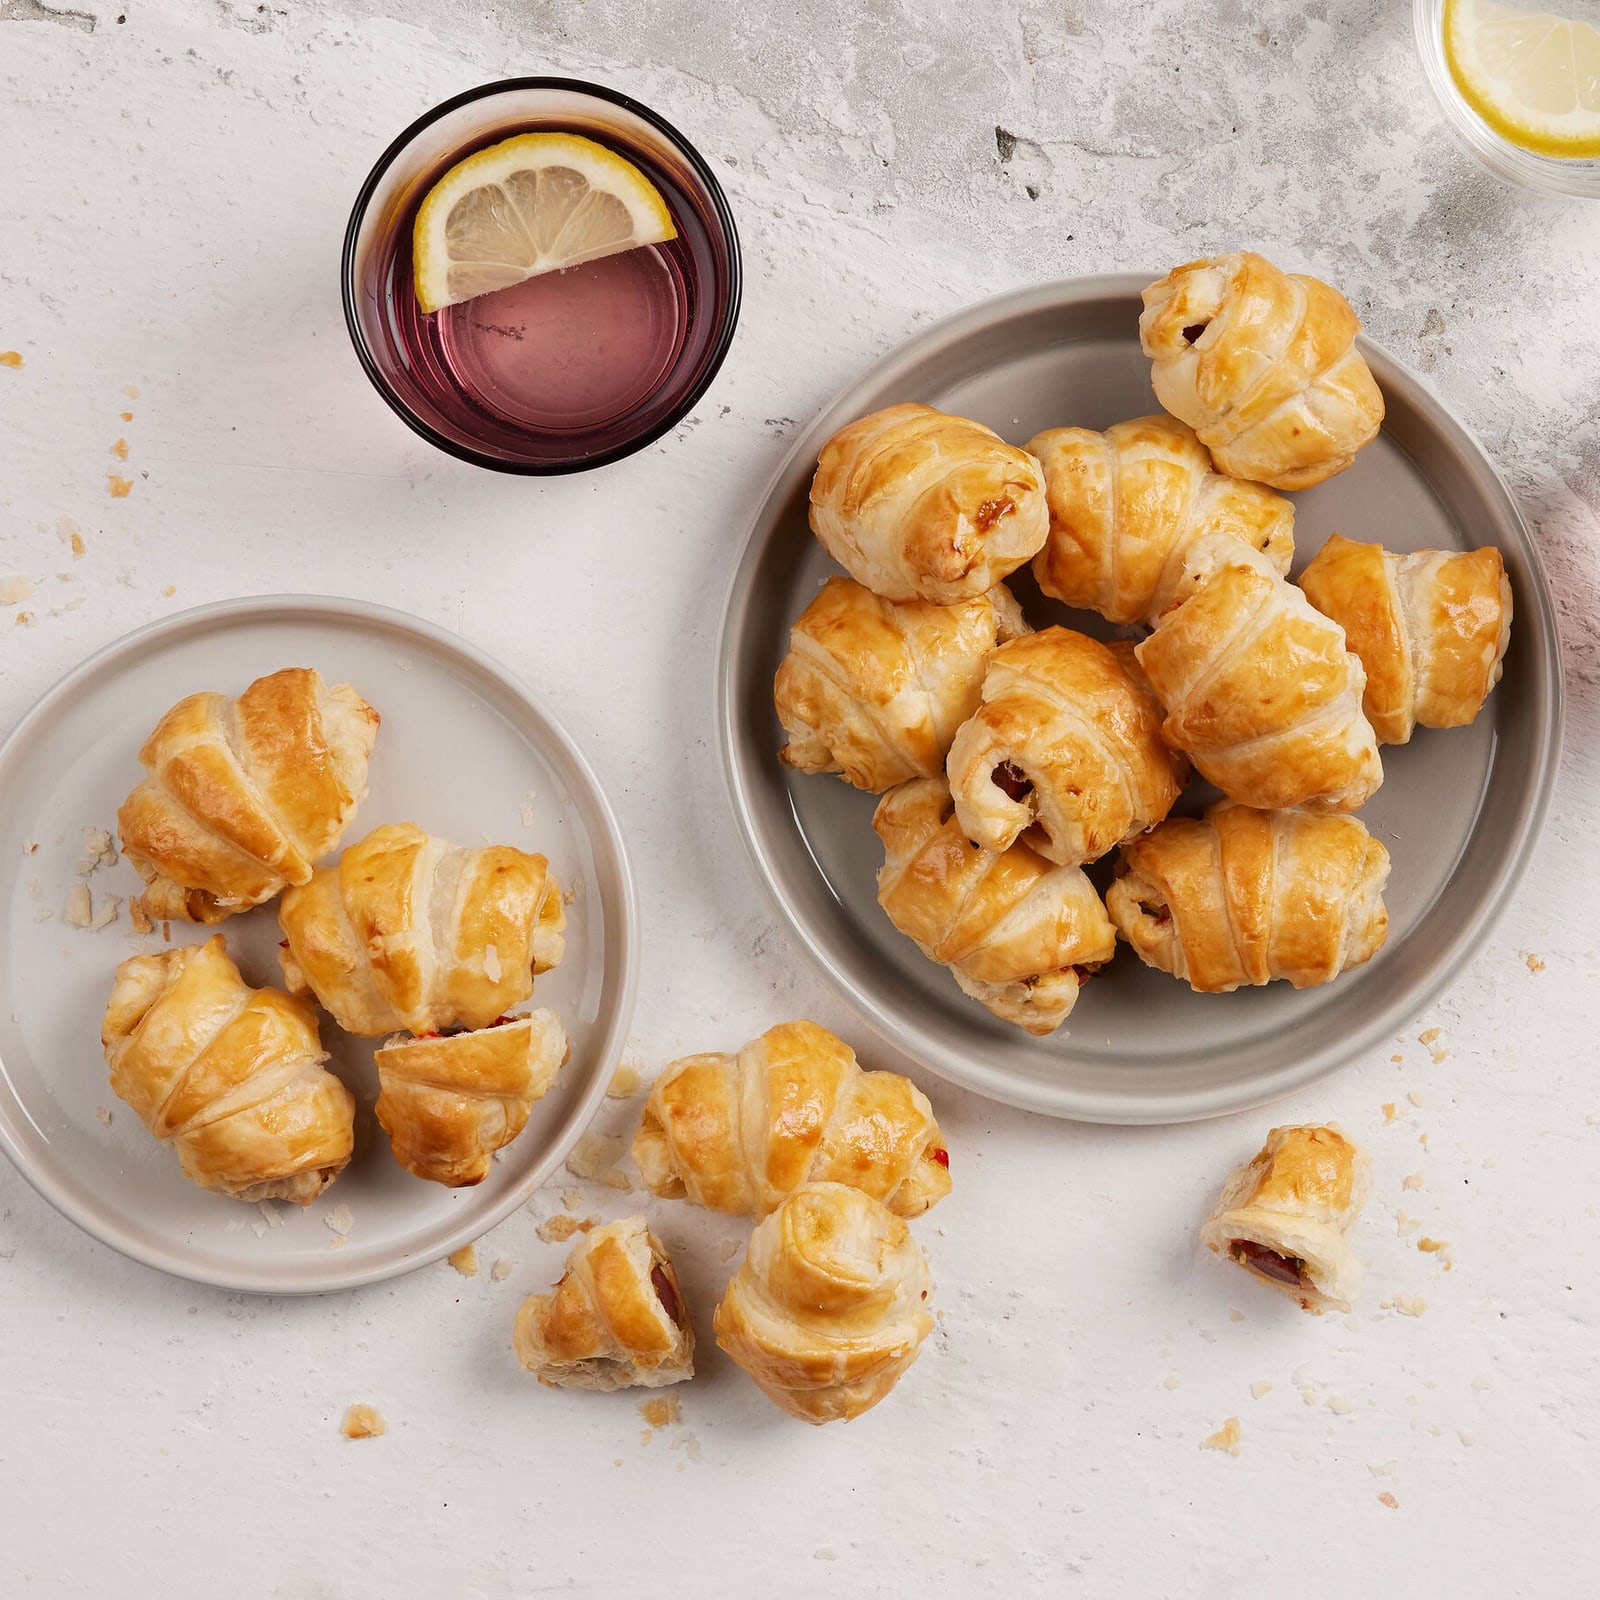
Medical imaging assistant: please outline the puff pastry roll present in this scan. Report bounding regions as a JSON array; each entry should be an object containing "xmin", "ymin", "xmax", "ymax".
[
  {"xmin": 1298, "ymin": 533, "xmax": 1512, "ymax": 745},
  {"xmin": 809, "ymin": 402, "xmax": 1049, "ymax": 603},
  {"xmin": 713, "ymin": 1182, "xmax": 933, "ymax": 1424},
  {"xmin": 1135, "ymin": 535, "xmax": 1383, "ymax": 813},
  {"xmin": 118, "ymin": 666, "xmax": 379, "ymax": 925},
  {"xmin": 874, "ymin": 777, "xmax": 1117, "ymax": 1035},
  {"xmin": 1107, "ymin": 801, "xmax": 1390, "ymax": 992},
  {"xmin": 632, "ymin": 1020, "xmax": 950, "ymax": 1220},
  {"xmin": 946, "ymin": 627, "xmax": 1186, "ymax": 866},
  {"xmin": 1200, "ymin": 1124, "xmax": 1372, "ymax": 1313},
  {"xmin": 101, "ymin": 934, "xmax": 354, "ymax": 1204},
  {"xmin": 1140, "ymin": 251, "xmax": 1384, "ymax": 490},
  {"xmin": 775, "ymin": 576, "xmax": 1028, "ymax": 792},
  {"xmin": 513, "ymin": 1217, "xmax": 694, "ymax": 1390},
  {"xmin": 375, "ymin": 1009, "xmax": 567, "ymax": 1187},
  {"xmin": 278, "ymin": 821, "xmax": 565, "ymax": 1038},
  {"xmin": 1029, "ymin": 415, "xmax": 1295, "ymax": 625}
]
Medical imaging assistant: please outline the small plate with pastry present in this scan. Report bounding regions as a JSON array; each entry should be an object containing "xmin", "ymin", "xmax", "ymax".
[
  {"xmin": 719, "ymin": 259, "xmax": 1562, "ymax": 1122},
  {"xmin": 0, "ymin": 595, "xmax": 636, "ymax": 1291}
]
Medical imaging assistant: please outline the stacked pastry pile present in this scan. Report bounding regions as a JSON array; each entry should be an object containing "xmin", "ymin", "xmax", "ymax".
[
  {"xmin": 513, "ymin": 1019, "xmax": 949, "ymax": 1424},
  {"xmin": 775, "ymin": 250, "xmax": 1515, "ymax": 1032},
  {"xmin": 97, "ymin": 666, "xmax": 572, "ymax": 1201}
]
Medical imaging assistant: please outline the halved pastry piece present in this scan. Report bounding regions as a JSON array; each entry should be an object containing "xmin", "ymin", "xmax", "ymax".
[
  {"xmin": 1200, "ymin": 1123, "xmax": 1372, "ymax": 1313},
  {"xmin": 375, "ymin": 1008, "xmax": 568, "ymax": 1186},
  {"xmin": 513, "ymin": 1216, "xmax": 694, "ymax": 1390},
  {"xmin": 1298, "ymin": 533, "xmax": 1512, "ymax": 745}
]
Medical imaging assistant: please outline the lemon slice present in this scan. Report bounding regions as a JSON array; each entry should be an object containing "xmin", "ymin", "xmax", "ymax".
[
  {"xmin": 412, "ymin": 132, "xmax": 678, "ymax": 313},
  {"xmin": 1443, "ymin": 0, "xmax": 1600, "ymax": 158}
]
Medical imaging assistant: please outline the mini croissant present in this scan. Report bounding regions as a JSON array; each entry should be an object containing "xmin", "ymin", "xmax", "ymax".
[
  {"xmin": 1140, "ymin": 251, "xmax": 1385, "ymax": 490},
  {"xmin": 775, "ymin": 576, "xmax": 1028, "ymax": 792},
  {"xmin": 874, "ymin": 777, "xmax": 1117, "ymax": 1035},
  {"xmin": 1028, "ymin": 415, "xmax": 1295, "ymax": 625},
  {"xmin": 514, "ymin": 1217, "xmax": 694, "ymax": 1390},
  {"xmin": 1200, "ymin": 1124, "xmax": 1372, "ymax": 1313},
  {"xmin": 1135, "ymin": 534, "xmax": 1383, "ymax": 814},
  {"xmin": 278, "ymin": 821, "xmax": 565, "ymax": 1038},
  {"xmin": 375, "ymin": 1009, "xmax": 568, "ymax": 1186},
  {"xmin": 809, "ymin": 402, "xmax": 1049, "ymax": 603},
  {"xmin": 101, "ymin": 934, "xmax": 355, "ymax": 1203},
  {"xmin": 1107, "ymin": 801, "xmax": 1390, "ymax": 993},
  {"xmin": 1298, "ymin": 533, "xmax": 1513, "ymax": 745},
  {"xmin": 632, "ymin": 1020, "xmax": 950, "ymax": 1220},
  {"xmin": 714, "ymin": 1181, "xmax": 934, "ymax": 1425},
  {"xmin": 118, "ymin": 666, "xmax": 379, "ymax": 924},
  {"xmin": 946, "ymin": 627, "xmax": 1186, "ymax": 867}
]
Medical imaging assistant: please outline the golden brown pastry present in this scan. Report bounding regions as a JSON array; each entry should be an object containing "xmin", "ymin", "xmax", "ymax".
[
  {"xmin": 375, "ymin": 1009, "xmax": 567, "ymax": 1187},
  {"xmin": 775, "ymin": 576, "xmax": 1028, "ymax": 792},
  {"xmin": 809, "ymin": 402, "xmax": 1049, "ymax": 603},
  {"xmin": 874, "ymin": 777, "xmax": 1117, "ymax": 1034},
  {"xmin": 713, "ymin": 1182, "xmax": 933, "ymax": 1424},
  {"xmin": 946, "ymin": 627, "xmax": 1186, "ymax": 866},
  {"xmin": 1135, "ymin": 534, "xmax": 1383, "ymax": 813},
  {"xmin": 1298, "ymin": 533, "xmax": 1513, "ymax": 745},
  {"xmin": 278, "ymin": 821, "xmax": 565, "ymax": 1037},
  {"xmin": 101, "ymin": 934, "xmax": 354, "ymax": 1203},
  {"xmin": 1107, "ymin": 800, "xmax": 1390, "ymax": 992},
  {"xmin": 513, "ymin": 1216, "xmax": 694, "ymax": 1390},
  {"xmin": 118, "ymin": 666, "xmax": 379, "ymax": 924},
  {"xmin": 1200, "ymin": 1124, "xmax": 1372, "ymax": 1313},
  {"xmin": 1028, "ymin": 414, "xmax": 1295, "ymax": 625},
  {"xmin": 632, "ymin": 1020, "xmax": 950, "ymax": 1220},
  {"xmin": 1139, "ymin": 251, "xmax": 1385, "ymax": 490}
]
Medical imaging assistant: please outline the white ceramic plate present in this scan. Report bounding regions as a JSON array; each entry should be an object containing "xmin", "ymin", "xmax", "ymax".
[
  {"xmin": 0, "ymin": 596, "xmax": 637, "ymax": 1292},
  {"xmin": 718, "ymin": 276, "xmax": 1564, "ymax": 1123}
]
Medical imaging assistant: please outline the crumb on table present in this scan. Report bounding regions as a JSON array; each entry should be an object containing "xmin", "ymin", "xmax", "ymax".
[
  {"xmin": 341, "ymin": 1404, "xmax": 386, "ymax": 1440},
  {"xmin": 606, "ymin": 1063, "xmax": 643, "ymax": 1099},
  {"xmin": 1201, "ymin": 1417, "xmax": 1242, "ymax": 1456},
  {"xmin": 1418, "ymin": 1027, "xmax": 1442, "ymax": 1046},
  {"xmin": 536, "ymin": 1214, "xmax": 596, "ymax": 1244},
  {"xmin": 565, "ymin": 1132, "xmax": 631, "ymax": 1191},
  {"xmin": 448, "ymin": 1243, "xmax": 478, "ymax": 1277},
  {"xmin": 1377, "ymin": 1491, "xmax": 1399, "ymax": 1510},
  {"xmin": 638, "ymin": 1396, "xmax": 680, "ymax": 1430},
  {"xmin": 491, "ymin": 1256, "xmax": 514, "ymax": 1281}
]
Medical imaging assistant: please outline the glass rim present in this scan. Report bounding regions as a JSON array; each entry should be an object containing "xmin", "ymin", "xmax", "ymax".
[{"xmin": 340, "ymin": 75, "xmax": 744, "ymax": 475}]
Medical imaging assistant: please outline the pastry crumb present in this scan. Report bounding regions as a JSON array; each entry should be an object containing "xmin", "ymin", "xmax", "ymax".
[
  {"xmin": 1227, "ymin": 1307, "xmax": 1245, "ymax": 1323},
  {"xmin": 1390, "ymin": 1053, "xmax": 1404, "ymax": 1063},
  {"xmin": 1431, "ymin": 1049, "xmax": 1450, "ymax": 1064},
  {"xmin": 63, "ymin": 883, "xmax": 92, "ymax": 928},
  {"xmin": 95, "ymin": 1105, "xmax": 112, "ymax": 1127},
  {"xmin": 1418, "ymin": 1027, "xmax": 1441, "ymax": 1046},
  {"xmin": 1368, "ymin": 1458, "xmax": 1399, "ymax": 1478},
  {"xmin": 58, "ymin": 517, "xmax": 85, "ymax": 558},
  {"xmin": 606, "ymin": 1063, "xmax": 642, "ymax": 1099},
  {"xmin": 259, "ymin": 1200, "xmax": 285, "ymax": 1230},
  {"xmin": 1250, "ymin": 1380, "xmax": 1273, "ymax": 1400},
  {"xmin": 1407, "ymin": 1089, "xmax": 1425, "ymax": 1107},
  {"xmin": 1383, "ymin": 1292, "xmax": 1428, "ymax": 1317},
  {"xmin": 1395, "ymin": 1209, "xmax": 1421, "ymax": 1236},
  {"xmin": 76, "ymin": 825, "xmax": 119, "ymax": 876},
  {"xmin": 491, "ymin": 1256, "xmax": 514, "ymax": 1281},
  {"xmin": 1524, "ymin": 952, "xmax": 1545, "ymax": 973},
  {"xmin": 1402, "ymin": 1171, "xmax": 1424, "ymax": 1191},
  {"xmin": 560, "ymin": 1187, "xmax": 585, "ymax": 1210},
  {"xmin": 1418, "ymin": 1237, "xmax": 1449, "ymax": 1254},
  {"xmin": 1200, "ymin": 1417, "xmax": 1242, "ymax": 1456},
  {"xmin": 536, "ymin": 1213, "xmax": 596, "ymax": 1243},
  {"xmin": 33, "ymin": 908, "xmax": 52, "ymax": 924},
  {"xmin": 0, "ymin": 575, "xmax": 36, "ymax": 605},
  {"xmin": 448, "ymin": 1243, "xmax": 479, "ymax": 1277},
  {"xmin": 1163, "ymin": 1374, "xmax": 1180, "ymax": 1391},
  {"xmin": 89, "ymin": 893, "xmax": 121, "ymax": 931},
  {"xmin": 638, "ymin": 1396, "xmax": 680, "ymax": 1430},
  {"xmin": 1377, "ymin": 1491, "xmax": 1399, "ymax": 1510},
  {"xmin": 518, "ymin": 795, "xmax": 537, "ymax": 828},
  {"xmin": 341, "ymin": 1404, "xmax": 386, "ymax": 1440},
  {"xmin": 1325, "ymin": 1395, "xmax": 1354, "ymax": 1416},
  {"xmin": 107, "ymin": 473, "xmax": 133, "ymax": 498},
  {"xmin": 562, "ymin": 876, "xmax": 584, "ymax": 906},
  {"xmin": 719, "ymin": 1238, "xmax": 741, "ymax": 1263},
  {"xmin": 1382, "ymin": 1101, "xmax": 1407, "ymax": 1124},
  {"xmin": 160, "ymin": 584, "xmax": 176, "ymax": 598},
  {"xmin": 565, "ymin": 1132, "xmax": 631, "ymax": 1191},
  {"xmin": 1459, "ymin": 1429, "xmax": 1476, "ymax": 1446},
  {"xmin": 324, "ymin": 1204, "xmax": 354, "ymax": 1238}
]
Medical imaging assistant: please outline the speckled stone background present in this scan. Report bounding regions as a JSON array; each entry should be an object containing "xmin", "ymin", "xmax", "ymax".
[{"xmin": 2, "ymin": 2, "xmax": 1598, "ymax": 1594}]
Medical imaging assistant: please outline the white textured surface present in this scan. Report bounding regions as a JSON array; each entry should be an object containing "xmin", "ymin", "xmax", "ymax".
[{"xmin": 2, "ymin": 1, "xmax": 1598, "ymax": 1594}]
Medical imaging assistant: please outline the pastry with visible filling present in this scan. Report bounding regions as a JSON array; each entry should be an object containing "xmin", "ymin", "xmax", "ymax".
[
  {"xmin": 1139, "ymin": 250, "xmax": 1385, "ymax": 490},
  {"xmin": 873, "ymin": 776, "xmax": 1117, "ymax": 1035},
  {"xmin": 1298, "ymin": 533, "xmax": 1513, "ymax": 745},
  {"xmin": 809, "ymin": 402, "xmax": 1049, "ymax": 603},
  {"xmin": 1135, "ymin": 533, "xmax": 1383, "ymax": 813},
  {"xmin": 1028, "ymin": 414, "xmax": 1295, "ymax": 625},
  {"xmin": 278, "ymin": 821, "xmax": 564, "ymax": 1037},
  {"xmin": 631, "ymin": 1019, "xmax": 950, "ymax": 1219},
  {"xmin": 713, "ymin": 1182, "xmax": 934, "ymax": 1424},
  {"xmin": 1107, "ymin": 800, "xmax": 1390, "ymax": 992},
  {"xmin": 945, "ymin": 626, "xmax": 1186, "ymax": 866},
  {"xmin": 513, "ymin": 1216, "xmax": 694, "ymax": 1390},
  {"xmin": 375, "ymin": 1008, "xmax": 567, "ymax": 1186},
  {"xmin": 101, "ymin": 934, "xmax": 354, "ymax": 1203},
  {"xmin": 775, "ymin": 575, "xmax": 1028, "ymax": 792},
  {"xmin": 1200, "ymin": 1124, "xmax": 1372, "ymax": 1313},
  {"xmin": 118, "ymin": 666, "xmax": 379, "ymax": 924}
]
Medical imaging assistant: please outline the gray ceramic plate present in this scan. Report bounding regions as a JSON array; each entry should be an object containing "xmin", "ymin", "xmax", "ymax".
[
  {"xmin": 718, "ymin": 275, "xmax": 1563, "ymax": 1123},
  {"xmin": 0, "ymin": 596, "xmax": 637, "ymax": 1291}
]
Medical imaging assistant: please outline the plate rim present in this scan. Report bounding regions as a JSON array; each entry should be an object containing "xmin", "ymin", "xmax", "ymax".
[
  {"xmin": 0, "ymin": 593, "xmax": 640, "ymax": 1292},
  {"xmin": 714, "ymin": 273, "xmax": 1565, "ymax": 1123}
]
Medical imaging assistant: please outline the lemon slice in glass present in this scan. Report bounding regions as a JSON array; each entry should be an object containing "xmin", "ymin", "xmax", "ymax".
[
  {"xmin": 412, "ymin": 132, "xmax": 678, "ymax": 314},
  {"xmin": 1443, "ymin": 0, "xmax": 1600, "ymax": 158}
]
